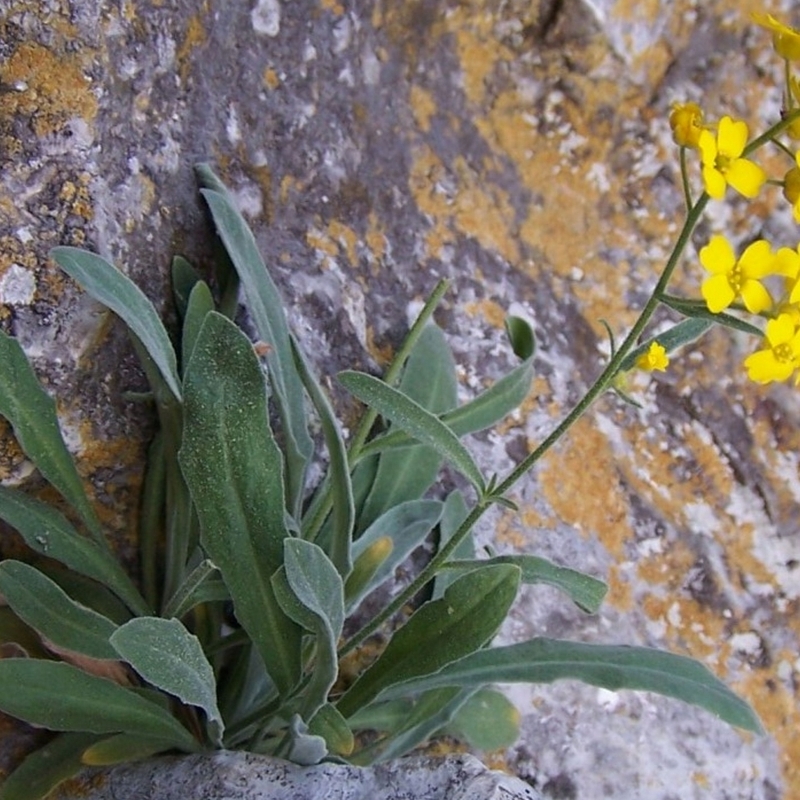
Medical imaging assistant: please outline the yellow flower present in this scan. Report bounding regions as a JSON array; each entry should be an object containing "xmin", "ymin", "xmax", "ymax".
[
  {"xmin": 699, "ymin": 235, "xmax": 774, "ymax": 314},
  {"xmin": 669, "ymin": 102, "xmax": 704, "ymax": 148},
  {"xmin": 636, "ymin": 342, "xmax": 669, "ymax": 373},
  {"xmin": 744, "ymin": 313, "xmax": 800, "ymax": 384},
  {"xmin": 752, "ymin": 13, "xmax": 800, "ymax": 61},
  {"xmin": 698, "ymin": 117, "xmax": 766, "ymax": 199}
]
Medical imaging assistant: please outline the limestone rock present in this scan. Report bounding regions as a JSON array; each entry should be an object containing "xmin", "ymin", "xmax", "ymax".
[
  {"xmin": 1, "ymin": 1, "xmax": 799, "ymax": 798},
  {"xmin": 51, "ymin": 752, "xmax": 541, "ymax": 800}
]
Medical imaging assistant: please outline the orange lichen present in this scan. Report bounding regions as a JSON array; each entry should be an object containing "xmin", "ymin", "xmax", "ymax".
[
  {"xmin": 0, "ymin": 42, "xmax": 98, "ymax": 136},
  {"xmin": 409, "ymin": 85, "xmax": 437, "ymax": 132},
  {"xmin": 538, "ymin": 417, "xmax": 634, "ymax": 558},
  {"xmin": 263, "ymin": 67, "xmax": 280, "ymax": 90}
]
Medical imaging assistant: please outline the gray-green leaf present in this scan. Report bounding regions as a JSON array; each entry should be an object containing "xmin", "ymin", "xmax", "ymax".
[
  {"xmin": 50, "ymin": 247, "xmax": 181, "ymax": 401},
  {"xmin": 339, "ymin": 370, "xmax": 486, "ymax": 492},
  {"xmin": 110, "ymin": 617, "xmax": 223, "ymax": 743},
  {"xmin": 376, "ymin": 638, "xmax": 763, "ymax": 733},
  {"xmin": 0, "ymin": 560, "xmax": 118, "ymax": 660}
]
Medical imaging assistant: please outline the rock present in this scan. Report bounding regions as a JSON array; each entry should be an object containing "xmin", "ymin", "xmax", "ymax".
[
  {"xmin": 51, "ymin": 752, "xmax": 541, "ymax": 800},
  {"xmin": 2, "ymin": 1, "xmax": 799, "ymax": 798}
]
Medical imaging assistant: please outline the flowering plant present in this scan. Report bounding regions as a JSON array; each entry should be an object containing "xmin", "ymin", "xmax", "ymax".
[{"xmin": 1, "ymin": 12, "xmax": 798, "ymax": 798}]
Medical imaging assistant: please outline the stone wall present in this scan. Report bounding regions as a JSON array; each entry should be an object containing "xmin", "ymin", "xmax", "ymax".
[{"xmin": 2, "ymin": 1, "xmax": 799, "ymax": 797}]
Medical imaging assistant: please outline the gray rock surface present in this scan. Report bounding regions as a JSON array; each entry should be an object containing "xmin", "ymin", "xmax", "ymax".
[
  {"xmin": 52, "ymin": 752, "xmax": 542, "ymax": 800},
  {"xmin": 2, "ymin": 1, "xmax": 799, "ymax": 798}
]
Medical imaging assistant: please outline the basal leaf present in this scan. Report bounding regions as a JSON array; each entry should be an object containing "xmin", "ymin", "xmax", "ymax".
[
  {"xmin": 179, "ymin": 311, "xmax": 301, "ymax": 694},
  {"xmin": 0, "ymin": 486, "xmax": 149, "ymax": 616},
  {"xmin": 339, "ymin": 370, "xmax": 485, "ymax": 492},
  {"xmin": 0, "ymin": 732, "xmax": 100, "ymax": 800},
  {"xmin": 80, "ymin": 733, "xmax": 176, "ymax": 766},
  {"xmin": 337, "ymin": 563, "xmax": 520, "ymax": 717},
  {"xmin": 50, "ymin": 247, "xmax": 181, "ymax": 401},
  {"xmin": 346, "ymin": 499, "xmax": 443, "ymax": 612},
  {"xmin": 110, "ymin": 617, "xmax": 223, "ymax": 743},
  {"xmin": 0, "ymin": 560, "xmax": 118, "ymax": 660},
  {"xmin": 445, "ymin": 687, "xmax": 520, "ymax": 750},
  {"xmin": 308, "ymin": 703, "xmax": 354, "ymax": 757},
  {"xmin": 181, "ymin": 280, "xmax": 215, "ymax": 376},
  {"xmin": 0, "ymin": 330, "xmax": 102, "ymax": 540},
  {"xmin": 0, "ymin": 659, "xmax": 198, "ymax": 749},
  {"xmin": 377, "ymin": 638, "xmax": 763, "ymax": 733},
  {"xmin": 162, "ymin": 559, "xmax": 228, "ymax": 619},
  {"xmin": 273, "ymin": 540, "xmax": 343, "ymax": 719},
  {"xmin": 197, "ymin": 173, "xmax": 313, "ymax": 519},
  {"xmin": 291, "ymin": 336, "xmax": 353, "ymax": 576}
]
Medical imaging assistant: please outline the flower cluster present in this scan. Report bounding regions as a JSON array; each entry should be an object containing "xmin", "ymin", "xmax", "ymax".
[{"xmin": 662, "ymin": 13, "xmax": 800, "ymax": 386}]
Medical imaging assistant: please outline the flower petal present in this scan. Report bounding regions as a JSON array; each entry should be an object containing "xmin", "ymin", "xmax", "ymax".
[
  {"xmin": 699, "ymin": 235, "xmax": 736, "ymax": 274},
  {"xmin": 702, "ymin": 274, "xmax": 736, "ymax": 313},
  {"xmin": 739, "ymin": 239, "xmax": 774, "ymax": 279},
  {"xmin": 725, "ymin": 158, "xmax": 766, "ymax": 198},
  {"xmin": 744, "ymin": 350, "xmax": 793, "ymax": 383},
  {"xmin": 766, "ymin": 314, "xmax": 797, "ymax": 347},
  {"xmin": 740, "ymin": 280, "xmax": 773, "ymax": 314},
  {"xmin": 702, "ymin": 166, "xmax": 727, "ymax": 199},
  {"xmin": 717, "ymin": 116, "xmax": 748, "ymax": 159}
]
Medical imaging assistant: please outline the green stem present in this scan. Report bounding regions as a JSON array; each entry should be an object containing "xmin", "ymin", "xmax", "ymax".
[
  {"xmin": 679, "ymin": 147, "xmax": 693, "ymax": 211},
  {"xmin": 338, "ymin": 192, "xmax": 709, "ymax": 659}
]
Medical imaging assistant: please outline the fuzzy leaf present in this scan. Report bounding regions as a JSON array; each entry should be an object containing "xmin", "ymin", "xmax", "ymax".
[
  {"xmin": 179, "ymin": 311, "xmax": 301, "ymax": 694},
  {"xmin": 51, "ymin": 247, "xmax": 181, "ymax": 401},
  {"xmin": 339, "ymin": 370, "xmax": 485, "ymax": 492},
  {"xmin": 0, "ymin": 659, "xmax": 198, "ymax": 749},
  {"xmin": 337, "ymin": 564, "xmax": 520, "ymax": 717},
  {"xmin": 0, "ymin": 560, "xmax": 118, "ymax": 660},
  {"xmin": 110, "ymin": 617, "xmax": 223, "ymax": 742},
  {"xmin": 0, "ymin": 330, "xmax": 102, "ymax": 539},
  {"xmin": 377, "ymin": 638, "xmax": 763, "ymax": 733},
  {"xmin": 0, "ymin": 486, "xmax": 149, "ymax": 616},
  {"xmin": 197, "ymin": 172, "xmax": 313, "ymax": 518}
]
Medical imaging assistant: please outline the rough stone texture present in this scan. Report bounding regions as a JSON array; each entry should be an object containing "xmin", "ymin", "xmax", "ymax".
[
  {"xmin": 2, "ymin": 1, "xmax": 800, "ymax": 799},
  {"xmin": 52, "ymin": 752, "xmax": 541, "ymax": 800}
]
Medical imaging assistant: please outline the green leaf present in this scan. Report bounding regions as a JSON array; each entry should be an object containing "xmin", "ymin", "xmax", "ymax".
[
  {"xmin": 355, "ymin": 687, "xmax": 472, "ymax": 765},
  {"xmin": 346, "ymin": 499, "xmax": 443, "ymax": 611},
  {"xmin": 162, "ymin": 559, "xmax": 228, "ymax": 619},
  {"xmin": 291, "ymin": 336, "xmax": 353, "ymax": 576},
  {"xmin": 273, "ymin": 540, "xmax": 343, "ymax": 719},
  {"xmin": 0, "ymin": 330, "xmax": 103, "ymax": 540},
  {"xmin": 110, "ymin": 617, "xmax": 223, "ymax": 744},
  {"xmin": 181, "ymin": 280, "xmax": 215, "ymax": 376},
  {"xmin": 179, "ymin": 311, "xmax": 302, "ymax": 694},
  {"xmin": 445, "ymin": 687, "xmax": 520, "ymax": 750},
  {"xmin": 0, "ymin": 560, "xmax": 118, "ymax": 660},
  {"xmin": 339, "ymin": 370, "xmax": 485, "ymax": 492},
  {"xmin": 505, "ymin": 315, "xmax": 536, "ymax": 359},
  {"xmin": 171, "ymin": 255, "xmax": 202, "ymax": 321},
  {"xmin": 440, "ymin": 555, "xmax": 607, "ymax": 613},
  {"xmin": 286, "ymin": 714, "xmax": 328, "ymax": 766},
  {"xmin": 619, "ymin": 317, "xmax": 714, "ymax": 372},
  {"xmin": 50, "ymin": 247, "xmax": 181, "ymax": 401},
  {"xmin": 197, "ymin": 173, "xmax": 313, "ymax": 518},
  {"xmin": 354, "ymin": 324, "xmax": 457, "ymax": 533},
  {"xmin": 377, "ymin": 638, "xmax": 764, "ymax": 733},
  {"xmin": 659, "ymin": 294, "xmax": 764, "ymax": 338},
  {"xmin": 0, "ymin": 732, "xmax": 101, "ymax": 800},
  {"xmin": 336, "ymin": 563, "xmax": 520, "ymax": 717},
  {"xmin": 80, "ymin": 733, "xmax": 175, "ymax": 766},
  {"xmin": 0, "ymin": 486, "xmax": 149, "ymax": 616},
  {"xmin": 431, "ymin": 490, "xmax": 473, "ymax": 601},
  {"xmin": 0, "ymin": 659, "xmax": 198, "ymax": 748},
  {"xmin": 308, "ymin": 703, "xmax": 354, "ymax": 756}
]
